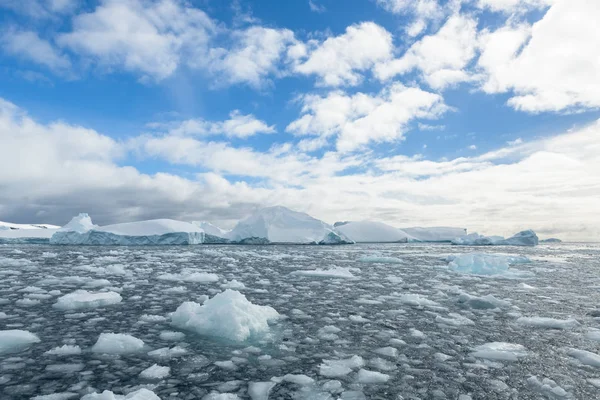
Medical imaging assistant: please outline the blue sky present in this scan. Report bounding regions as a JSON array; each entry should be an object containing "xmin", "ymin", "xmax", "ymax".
[{"xmin": 0, "ymin": 0, "xmax": 599, "ymax": 240}]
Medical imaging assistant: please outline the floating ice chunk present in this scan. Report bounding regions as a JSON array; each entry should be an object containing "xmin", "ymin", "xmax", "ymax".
[
  {"xmin": 356, "ymin": 369, "xmax": 390, "ymax": 384},
  {"xmin": 202, "ymin": 393, "xmax": 240, "ymax": 400},
  {"xmin": 457, "ymin": 293, "xmax": 510, "ymax": 310},
  {"xmin": 446, "ymin": 253, "xmax": 530, "ymax": 275},
  {"xmin": 140, "ymin": 364, "xmax": 170, "ymax": 379},
  {"xmin": 436, "ymin": 313, "xmax": 475, "ymax": 327},
  {"xmin": 91, "ymin": 333, "xmax": 145, "ymax": 355},
  {"xmin": 567, "ymin": 348, "xmax": 600, "ymax": 367},
  {"xmin": 147, "ymin": 346, "xmax": 187, "ymax": 359},
  {"xmin": 215, "ymin": 360, "xmax": 237, "ymax": 370},
  {"xmin": 157, "ymin": 270, "xmax": 219, "ymax": 283},
  {"xmin": 586, "ymin": 330, "xmax": 600, "ymax": 342},
  {"xmin": 517, "ymin": 317, "xmax": 580, "ymax": 330},
  {"xmin": 220, "ymin": 280, "xmax": 246, "ymax": 289},
  {"xmin": 518, "ymin": 283, "xmax": 536, "ymax": 290},
  {"xmin": 0, "ymin": 329, "xmax": 40, "ymax": 354},
  {"xmin": 54, "ymin": 290, "xmax": 122, "ymax": 310},
  {"xmin": 291, "ymin": 267, "xmax": 356, "ymax": 279},
  {"xmin": 374, "ymin": 347, "xmax": 398, "ymax": 358},
  {"xmin": 159, "ymin": 331, "xmax": 185, "ymax": 341},
  {"xmin": 81, "ymin": 388, "xmax": 161, "ymax": 400},
  {"xmin": 471, "ymin": 342, "xmax": 528, "ymax": 361},
  {"xmin": 171, "ymin": 289, "xmax": 280, "ymax": 342},
  {"xmin": 31, "ymin": 393, "xmax": 77, "ymax": 400},
  {"xmin": 283, "ymin": 374, "xmax": 315, "ymax": 385},
  {"xmin": 399, "ymin": 294, "xmax": 439, "ymax": 307},
  {"xmin": 358, "ymin": 256, "xmax": 402, "ymax": 264},
  {"xmin": 44, "ymin": 345, "xmax": 81, "ymax": 356},
  {"xmin": 319, "ymin": 355, "xmax": 364, "ymax": 377},
  {"xmin": 527, "ymin": 376, "xmax": 570, "ymax": 398},
  {"xmin": 248, "ymin": 381, "xmax": 277, "ymax": 400}
]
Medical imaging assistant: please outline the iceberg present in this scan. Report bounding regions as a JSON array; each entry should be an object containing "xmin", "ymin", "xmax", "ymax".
[
  {"xmin": 451, "ymin": 230, "xmax": 539, "ymax": 246},
  {"xmin": 333, "ymin": 221, "xmax": 413, "ymax": 243},
  {"xmin": 192, "ymin": 221, "xmax": 228, "ymax": 238},
  {"xmin": 171, "ymin": 289, "xmax": 280, "ymax": 342},
  {"xmin": 0, "ymin": 329, "xmax": 41, "ymax": 354},
  {"xmin": 446, "ymin": 253, "xmax": 531, "ymax": 275},
  {"xmin": 225, "ymin": 206, "xmax": 353, "ymax": 244},
  {"xmin": 0, "ymin": 228, "xmax": 57, "ymax": 244},
  {"xmin": 540, "ymin": 238, "xmax": 562, "ymax": 243},
  {"xmin": 402, "ymin": 227, "xmax": 467, "ymax": 242},
  {"xmin": 50, "ymin": 214, "xmax": 221, "ymax": 245}
]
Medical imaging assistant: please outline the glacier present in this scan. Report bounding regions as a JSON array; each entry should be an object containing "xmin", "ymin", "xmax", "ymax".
[
  {"xmin": 334, "ymin": 220, "xmax": 413, "ymax": 243},
  {"xmin": 225, "ymin": 206, "xmax": 353, "ymax": 245},
  {"xmin": 451, "ymin": 229, "xmax": 539, "ymax": 246}
]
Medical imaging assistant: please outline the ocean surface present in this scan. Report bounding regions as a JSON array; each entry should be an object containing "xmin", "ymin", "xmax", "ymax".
[{"xmin": 1, "ymin": 243, "xmax": 599, "ymax": 399}]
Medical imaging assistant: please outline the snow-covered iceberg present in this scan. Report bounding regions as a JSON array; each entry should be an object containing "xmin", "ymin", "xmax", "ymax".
[
  {"xmin": 402, "ymin": 226, "xmax": 467, "ymax": 242},
  {"xmin": 0, "ymin": 219, "xmax": 59, "ymax": 243},
  {"xmin": 50, "ymin": 214, "xmax": 223, "ymax": 245},
  {"xmin": 171, "ymin": 289, "xmax": 280, "ymax": 342},
  {"xmin": 225, "ymin": 206, "xmax": 353, "ymax": 245},
  {"xmin": 192, "ymin": 221, "xmax": 228, "ymax": 238},
  {"xmin": 333, "ymin": 221, "xmax": 413, "ymax": 243},
  {"xmin": 451, "ymin": 230, "xmax": 539, "ymax": 246}
]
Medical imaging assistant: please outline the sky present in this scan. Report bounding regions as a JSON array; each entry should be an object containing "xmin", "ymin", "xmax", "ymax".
[{"xmin": 0, "ymin": 0, "xmax": 599, "ymax": 240}]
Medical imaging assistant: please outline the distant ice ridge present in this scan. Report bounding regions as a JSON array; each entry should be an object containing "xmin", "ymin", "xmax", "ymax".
[
  {"xmin": 171, "ymin": 289, "xmax": 280, "ymax": 342},
  {"xmin": 334, "ymin": 221, "xmax": 413, "ymax": 243},
  {"xmin": 225, "ymin": 206, "xmax": 353, "ymax": 244},
  {"xmin": 50, "ymin": 214, "xmax": 223, "ymax": 245},
  {"xmin": 403, "ymin": 226, "xmax": 467, "ymax": 242},
  {"xmin": 452, "ymin": 230, "xmax": 539, "ymax": 246},
  {"xmin": 446, "ymin": 253, "xmax": 531, "ymax": 275},
  {"xmin": 0, "ymin": 220, "xmax": 60, "ymax": 243}
]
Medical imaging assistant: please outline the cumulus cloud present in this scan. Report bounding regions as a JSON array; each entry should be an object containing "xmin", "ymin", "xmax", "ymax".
[
  {"xmin": 1, "ymin": 29, "xmax": 71, "ymax": 74},
  {"xmin": 286, "ymin": 84, "xmax": 449, "ymax": 151},
  {"xmin": 290, "ymin": 22, "xmax": 393, "ymax": 87},
  {"xmin": 375, "ymin": 14, "xmax": 478, "ymax": 89},
  {"xmin": 476, "ymin": 0, "xmax": 600, "ymax": 112}
]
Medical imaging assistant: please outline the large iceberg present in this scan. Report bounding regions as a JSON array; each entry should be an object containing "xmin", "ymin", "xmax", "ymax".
[
  {"xmin": 225, "ymin": 206, "xmax": 353, "ymax": 244},
  {"xmin": 451, "ymin": 230, "xmax": 539, "ymax": 246},
  {"xmin": 402, "ymin": 227, "xmax": 467, "ymax": 242},
  {"xmin": 0, "ymin": 219, "xmax": 59, "ymax": 243},
  {"xmin": 192, "ymin": 221, "xmax": 228, "ymax": 238},
  {"xmin": 50, "ymin": 214, "xmax": 222, "ymax": 245},
  {"xmin": 333, "ymin": 221, "xmax": 413, "ymax": 243},
  {"xmin": 171, "ymin": 289, "xmax": 280, "ymax": 342}
]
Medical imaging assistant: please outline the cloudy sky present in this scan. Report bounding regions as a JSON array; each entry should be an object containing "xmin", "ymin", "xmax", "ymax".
[{"xmin": 0, "ymin": 0, "xmax": 599, "ymax": 240}]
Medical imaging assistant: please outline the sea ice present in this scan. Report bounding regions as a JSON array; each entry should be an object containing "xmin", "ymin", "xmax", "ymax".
[
  {"xmin": 291, "ymin": 267, "xmax": 356, "ymax": 279},
  {"xmin": 567, "ymin": 348, "xmax": 600, "ymax": 367},
  {"xmin": 0, "ymin": 329, "xmax": 40, "ymax": 354},
  {"xmin": 471, "ymin": 342, "xmax": 528, "ymax": 361},
  {"xmin": 356, "ymin": 369, "xmax": 390, "ymax": 384},
  {"xmin": 527, "ymin": 376, "xmax": 570, "ymax": 398},
  {"xmin": 44, "ymin": 345, "xmax": 81, "ymax": 356},
  {"xmin": 81, "ymin": 389, "xmax": 161, "ymax": 400},
  {"xmin": 54, "ymin": 290, "xmax": 122, "ymax": 310},
  {"xmin": 452, "ymin": 230, "xmax": 539, "ymax": 246},
  {"xmin": 248, "ymin": 381, "xmax": 277, "ymax": 400},
  {"xmin": 157, "ymin": 270, "xmax": 219, "ymax": 283},
  {"xmin": 457, "ymin": 292, "xmax": 510, "ymax": 309},
  {"xmin": 319, "ymin": 355, "xmax": 365, "ymax": 377},
  {"xmin": 517, "ymin": 317, "xmax": 580, "ymax": 329},
  {"xmin": 446, "ymin": 253, "xmax": 530, "ymax": 275},
  {"xmin": 91, "ymin": 333, "xmax": 145, "ymax": 354},
  {"xmin": 171, "ymin": 289, "xmax": 280, "ymax": 341},
  {"xmin": 140, "ymin": 364, "xmax": 170, "ymax": 379}
]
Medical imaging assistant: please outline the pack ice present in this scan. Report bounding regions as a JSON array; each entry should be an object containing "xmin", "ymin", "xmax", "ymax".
[
  {"xmin": 171, "ymin": 289, "xmax": 280, "ymax": 342},
  {"xmin": 446, "ymin": 253, "xmax": 531, "ymax": 275},
  {"xmin": 0, "ymin": 329, "xmax": 40, "ymax": 354},
  {"xmin": 452, "ymin": 230, "xmax": 539, "ymax": 246},
  {"xmin": 50, "ymin": 214, "xmax": 222, "ymax": 245},
  {"xmin": 225, "ymin": 206, "xmax": 353, "ymax": 244}
]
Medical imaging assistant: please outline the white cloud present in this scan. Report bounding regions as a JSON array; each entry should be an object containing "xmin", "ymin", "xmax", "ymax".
[
  {"xmin": 477, "ymin": 0, "xmax": 600, "ymax": 112},
  {"xmin": 291, "ymin": 22, "xmax": 393, "ymax": 87},
  {"xmin": 58, "ymin": 0, "xmax": 216, "ymax": 80},
  {"xmin": 308, "ymin": 0, "xmax": 326, "ymax": 13},
  {"xmin": 477, "ymin": 0, "xmax": 554, "ymax": 13},
  {"xmin": 375, "ymin": 14, "xmax": 478, "ymax": 89},
  {"xmin": 206, "ymin": 26, "xmax": 296, "ymax": 88},
  {"xmin": 149, "ymin": 111, "xmax": 275, "ymax": 138},
  {"xmin": 1, "ymin": 29, "xmax": 71, "ymax": 73},
  {"xmin": 0, "ymin": 0, "xmax": 78, "ymax": 18},
  {"xmin": 286, "ymin": 83, "xmax": 449, "ymax": 151}
]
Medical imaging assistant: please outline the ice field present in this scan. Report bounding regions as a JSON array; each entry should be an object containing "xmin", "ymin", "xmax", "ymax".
[{"xmin": 1, "ymin": 242, "xmax": 599, "ymax": 399}]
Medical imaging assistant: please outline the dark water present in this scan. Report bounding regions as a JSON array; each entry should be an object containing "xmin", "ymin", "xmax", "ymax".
[{"xmin": 0, "ymin": 243, "xmax": 599, "ymax": 399}]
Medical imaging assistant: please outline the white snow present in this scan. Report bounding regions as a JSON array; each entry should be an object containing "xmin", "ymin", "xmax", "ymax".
[
  {"xmin": 140, "ymin": 364, "xmax": 170, "ymax": 379},
  {"xmin": 452, "ymin": 230, "xmax": 539, "ymax": 246},
  {"xmin": 356, "ymin": 369, "xmax": 390, "ymax": 384},
  {"xmin": 446, "ymin": 253, "xmax": 530, "ymax": 275},
  {"xmin": 44, "ymin": 345, "xmax": 82, "ymax": 356},
  {"xmin": 403, "ymin": 226, "xmax": 467, "ymax": 242},
  {"xmin": 0, "ymin": 329, "xmax": 41, "ymax": 354},
  {"xmin": 225, "ymin": 206, "xmax": 353, "ymax": 244},
  {"xmin": 91, "ymin": 333, "xmax": 145, "ymax": 354},
  {"xmin": 567, "ymin": 348, "xmax": 600, "ymax": 367},
  {"xmin": 334, "ymin": 221, "xmax": 412, "ymax": 243},
  {"xmin": 171, "ymin": 289, "xmax": 280, "ymax": 342},
  {"xmin": 291, "ymin": 267, "xmax": 356, "ymax": 279},
  {"xmin": 0, "ymin": 227, "xmax": 57, "ymax": 241},
  {"xmin": 51, "ymin": 214, "xmax": 207, "ymax": 245},
  {"xmin": 517, "ymin": 317, "xmax": 580, "ymax": 329},
  {"xmin": 82, "ymin": 389, "xmax": 160, "ymax": 400},
  {"xmin": 53, "ymin": 290, "xmax": 122, "ymax": 310},
  {"xmin": 0, "ymin": 221, "xmax": 59, "ymax": 230},
  {"xmin": 471, "ymin": 342, "xmax": 528, "ymax": 361}
]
